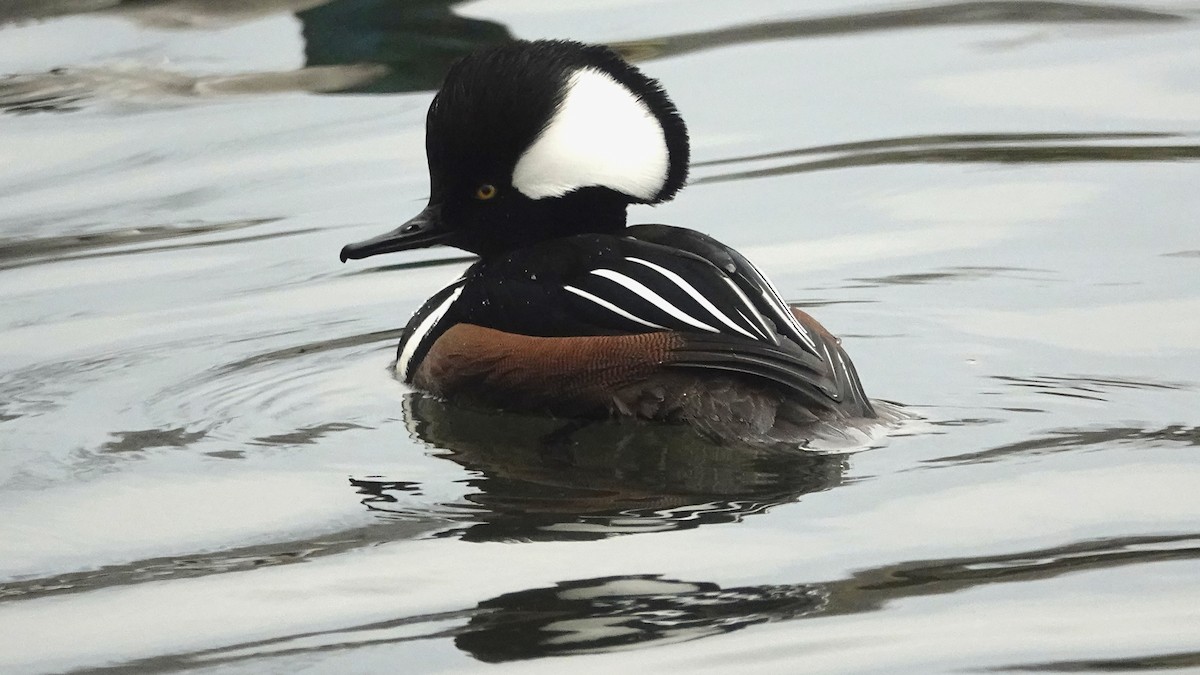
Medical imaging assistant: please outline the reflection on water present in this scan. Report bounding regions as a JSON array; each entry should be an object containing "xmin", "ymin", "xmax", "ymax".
[
  {"xmin": 352, "ymin": 394, "xmax": 847, "ymax": 542},
  {"xmin": 990, "ymin": 374, "xmax": 1192, "ymax": 400},
  {"xmin": 457, "ymin": 534, "xmax": 1200, "ymax": 661},
  {"xmin": 0, "ymin": 0, "xmax": 510, "ymax": 113},
  {"xmin": 0, "ymin": 218, "xmax": 280, "ymax": 270},
  {"xmin": 927, "ymin": 423, "xmax": 1200, "ymax": 466},
  {"xmin": 694, "ymin": 131, "xmax": 1185, "ymax": 167},
  {"xmin": 0, "ymin": 64, "xmax": 389, "ymax": 114},
  {"xmin": 81, "ymin": 533, "xmax": 1197, "ymax": 669},
  {"xmin": 998, "ymin": 650, "xmax": 1200, "ymax": 672},
  {"xmin": 0, "ymin": 0, "xmax": 329, "ymax": 26},
  {"xmin": 613, "ymin": 0, "xmax": 1186, "ymax": 61},
  {"xmin": 100, "ymin": 427, "xmax": 206, "ymax": 453},
  {"xmin": 298, "ymin": 0, "xmax": 511, "ymax": 93},
  {"xmin": 850, "ymin": 264, "xmax": 1052, "ymax": 288},
  {"xmin": 251, "ymin": 421, "xmax": 366, "ymax": 446},
  {"xmin": 4, "ymin": 0, "xmax": 1191, "ymax": 113},
  {"xmin": 0, "ymin": 517, "xmax": 443, "ymax": 604},
  {"xmin": 456, "ymin": 576, "xmax": 823, "ymax": 662},
  {"xmin": 693, "ymin": 132, "xmax": 1200, "ymax": 184},
  {"xmin": 214, "ymin": 329, "xmax": 406, "ymax": 374},
  {"xmin": 2, "ymin": 0, "xmax": 1199, "ymax": 671}
]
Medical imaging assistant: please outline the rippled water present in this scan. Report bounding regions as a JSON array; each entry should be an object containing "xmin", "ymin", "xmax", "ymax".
[{"xmin": 2, "ymin": 1, "xmax": 1199, "ymax": 673}]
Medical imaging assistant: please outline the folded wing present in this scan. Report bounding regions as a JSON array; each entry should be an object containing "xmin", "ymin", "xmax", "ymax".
[{"xmin": 556, "ymin": 230, "xmax": 871, "ymax": 416}]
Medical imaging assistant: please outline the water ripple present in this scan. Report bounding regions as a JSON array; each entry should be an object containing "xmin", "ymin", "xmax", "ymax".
[
  {"xmin": 0, "ymin": 218, "xmax": 282, "ymax": 270},
  {"xmin": 693, "ymin": 133, "xmax": 1200, "ymax": 184},
  {"xmin": 67, "ymin": 533, "xmax": 1199, "ymax": 669},
  {"xmin": 927, "ymin": 424, "xmax": 1200, "ymax": 465},
  {"xmin": 616, "ymin": 1, "xmax": 1188, "ymax": 62}
]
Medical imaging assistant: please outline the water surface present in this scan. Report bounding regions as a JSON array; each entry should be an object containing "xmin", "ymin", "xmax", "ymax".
[{"xmin": 1, "ymin": 1, "xmax": 1199, "ymax": 673}]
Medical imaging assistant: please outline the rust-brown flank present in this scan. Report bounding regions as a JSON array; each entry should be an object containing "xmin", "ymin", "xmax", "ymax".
[
  {"xmin": 789, "ymin": 306, "xmax": 839, "ymax": 344},
  {"xmin": 412, "ymin": 323, "xmax": 683, "ymax": 415}
]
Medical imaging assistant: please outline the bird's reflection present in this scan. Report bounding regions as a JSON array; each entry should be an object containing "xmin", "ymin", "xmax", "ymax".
[
  {"xmin": 352, "ymin": 393, "xmax": 847, "ymax": 541},
  {"xmin": 456, "ymin": 575, "xmax": 823, "ymax": 662},
  {"xmin": 113, "ymin": 533, "xmax": 1197, "ymax": 669}
]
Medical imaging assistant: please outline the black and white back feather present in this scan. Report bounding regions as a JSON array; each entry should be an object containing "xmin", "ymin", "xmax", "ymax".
[{"xmin": 397, "ymin": 226, "xmax": 872, "ymax": 418}]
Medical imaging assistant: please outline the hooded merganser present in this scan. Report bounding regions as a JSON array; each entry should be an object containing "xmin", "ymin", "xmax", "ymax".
[{"xmin": 340, "ymin": 39, "xmax": 875, "ymax": 445}]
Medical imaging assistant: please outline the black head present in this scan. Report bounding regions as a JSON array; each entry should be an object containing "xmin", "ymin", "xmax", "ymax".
[{"xmin": 340, "ymin": 39, "xmax": 690, "ymax": 261}]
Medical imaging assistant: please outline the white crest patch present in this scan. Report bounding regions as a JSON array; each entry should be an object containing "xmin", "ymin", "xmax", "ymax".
[{"xmin": 512, "ymin": 68, "xmax": 669, "ymax": 201}]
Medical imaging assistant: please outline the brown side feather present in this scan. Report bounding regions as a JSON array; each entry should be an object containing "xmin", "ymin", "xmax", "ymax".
[
  {"xmin": 789, "ymin": 306, "xmax": 839, "ymax": 344},
  {"xmin": 789, "ymin": 304, "xmax": 875, "ymax": 418},
  {"xmin": 413, "ymin": 309, "xmax": 874, "ymax": 443},
  {"xmin": 413, "ymin": 324, "xmax": 683, "ymax": 416}
]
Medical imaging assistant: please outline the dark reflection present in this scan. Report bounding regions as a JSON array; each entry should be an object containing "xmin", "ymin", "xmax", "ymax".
[
  {"xmin": 694, "ymin": 133, "xmax": 1200, "ymax": 184},
  {"xmin": 456, "ymin": 533, "xmax": 1200, "ymax": 661},
  {"xmin": 251, "ymin": 421, "xmax": 366, "ymax": 446},
  {"xmin": 85, "ymin": 533, "xmax": 1199, "ymax": 670},
  {"xmin": 0, "ymin": 0, "xmax": 510, "ymax": 113},
  {"xmin": 4, "ymin": 0, "xmax": 1189, "ymax": 113},
  {"xmin": 352, "ymin": 394, "xmax": 848, "ymax": 541},
  {"xmin": 0, "ymin": 517, "xmax": 444, "ymax": 604},
  {"xmin": 297, "ymin": 0, "xmax": 510, "ymax": 93},
  {"xmin": 997, "ymin": 650, "xmax": 1200, "ymax": 672},
  {"xmin": 101, "ymin": 427, "xmax": 206, "ymax": 453},
  {"xmin": 694, "ymin": 132, "xmax": 1181, "ymax": 167},
  {"xmin": 456, "ymin": 576, "xmax": 823, "ymax": 662},
  {"xmin": 927, "ymin": 424, "xmax": 1200, "ymax": 466},
  {"xmin": 989, "ymin": 374, "xmax": 1190, "ymax": 402},
  {"xmin": 613, "ymin": 1, "xmax": 1186, "ymax": 62},
  {"xmin": 0, "ymin": 218, "xmax": 280, "ymax": 270},
  {"xmin": 215, "ymin": 328, "xmax": 404, "ymax": 374},
  {"xmin": 1, "ymin": 1, "xmax": 330, "ymax": 25},
  {"xmin": 0, "ymin": 62, "xmax": 388, "ymax": 114},
  {"xmin": 851, "ymin": 265, "xmax": 1051, "ymax": 288}
]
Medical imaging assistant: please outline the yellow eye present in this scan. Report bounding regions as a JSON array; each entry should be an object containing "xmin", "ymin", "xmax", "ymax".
[{"xmin": 474, "ymin": 184, "xmax": 498, "ymax": 201}]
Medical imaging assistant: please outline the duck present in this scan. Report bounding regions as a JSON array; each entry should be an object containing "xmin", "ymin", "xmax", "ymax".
[{"xmin": 340, "ymin": 39, "xmax": 876, "ymax": 445}]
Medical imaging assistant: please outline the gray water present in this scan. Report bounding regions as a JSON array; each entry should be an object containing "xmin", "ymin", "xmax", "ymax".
[{"xmin": 2, "ymin": 1, "xmax": 1199, "ymax": 673}]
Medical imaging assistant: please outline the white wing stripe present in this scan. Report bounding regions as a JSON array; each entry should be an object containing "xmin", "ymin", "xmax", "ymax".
[
  {"xmin": 721, "ymin": 277, "xmax": 775, "ymax": 341},
  {"xmin": 837, "ymin": 346, "xmax": 869, "ymax": 404},
  {"xmin": 398, "ymin": 284, "xmax": 464, "ymax": 382},
  {"xmin": 565, "ymin": 285, "xmax": 668, "ymax": 330},
  {"xmin": 624, "ymin": 257, "xmax": 760, "ymax": 340},
  {"xmin": 830, "ymin": 346, "xmax": 847, "ymax": 401},
  {"xmin": 733, "ymin": 307, "xmax": 768, "ymax": 340},
  {"xmin": 757, "ymin": 277, "xmax": 818, "ymax": 353},
  {"xmin": 590, "ymin": 269, "xmax": 719, "ymax": 333}
]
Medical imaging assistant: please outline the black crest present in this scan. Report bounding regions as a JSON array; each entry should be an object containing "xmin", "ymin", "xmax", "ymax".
[{"xmin": 426, "ymin": 39, "xmax": 690, "ymax": 204}]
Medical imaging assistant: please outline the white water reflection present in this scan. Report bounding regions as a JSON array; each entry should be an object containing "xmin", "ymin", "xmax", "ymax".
[
  {"xmin": 741, "ymin": 223, "xmax": 1022, "ymax": 274},
  {"xmin": 930, "ymin": 43, "xmax": 1200, "ymax": 122},
  {"xmin": 0, "ymin": 470, "xmax": 379, "ymax": 579},
  {"xmin": 2, "ymin": 450, "xmax": 1197, "ymax": 671},
  {"xmin": 877, "ymin": 181, "xmax": 1099, "ymax": 225},
  {"xmin": 960, "ymin": 297, "xmax": 1200, "ymax": 355}
]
